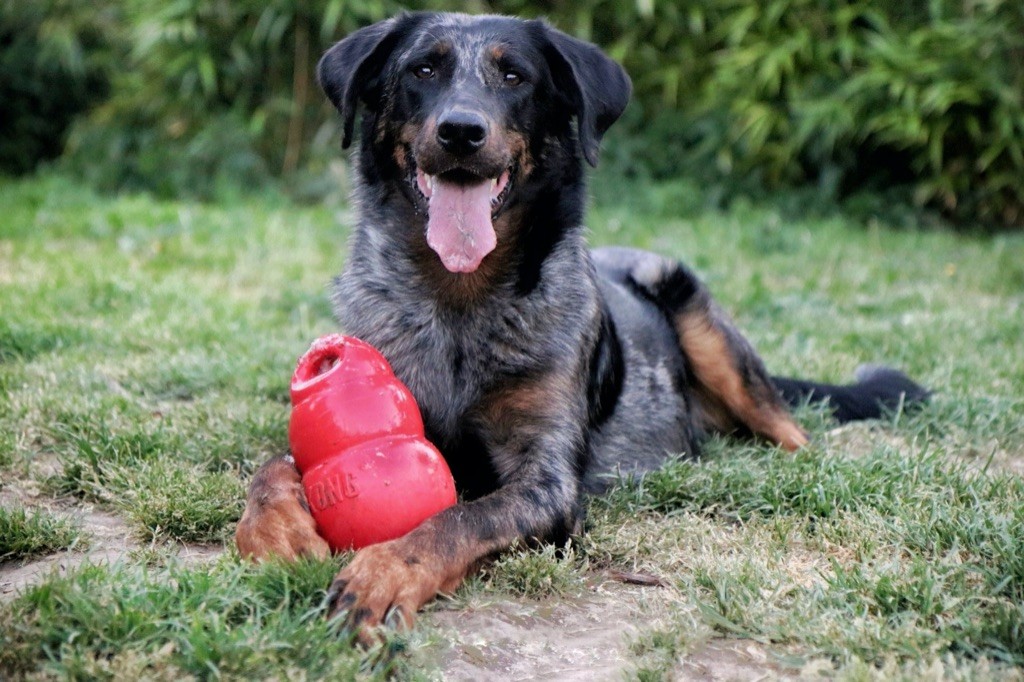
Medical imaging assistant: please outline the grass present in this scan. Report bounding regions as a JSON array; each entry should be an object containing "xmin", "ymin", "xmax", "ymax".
[
  {"xmin": 478, "ymin": 542, "xmax": 588, "ymax": 598},
  {"xmin": 585, "ymin": 438, "xmax": 1024, "ymax": 668},
  {"xmin": 0, "ymin": 557, "xmax": 385, "ymax": 679},
  {"xmin": 116, "ymin": 459, "xmax": 245, "ymax": 543},
  {"xmin": 0, "ymin": 507, "xmax": 83, "ymax": 561},
  {"xmin": 1, "ymin": 171, "xmax": 1022, "ymax": 678}
]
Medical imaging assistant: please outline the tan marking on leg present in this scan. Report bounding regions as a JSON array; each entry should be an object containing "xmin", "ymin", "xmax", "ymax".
[{"xmin": 677, "ymin": 312, "xmax": 808, "ymax": 451}]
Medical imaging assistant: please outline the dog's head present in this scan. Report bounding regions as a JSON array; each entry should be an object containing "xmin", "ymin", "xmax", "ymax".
[{"xmin": 318, "ymin": 13, "xmax": 631, "ymax": 274}]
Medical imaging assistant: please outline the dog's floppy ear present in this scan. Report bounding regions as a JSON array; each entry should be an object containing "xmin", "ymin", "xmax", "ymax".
[
  {"xmin": 540, "ymin": 24, "xmax": 632, "ymax": 166},
  {"xmin": 318, "ymin": 13, "xmax": 424, "ymax": 149}
]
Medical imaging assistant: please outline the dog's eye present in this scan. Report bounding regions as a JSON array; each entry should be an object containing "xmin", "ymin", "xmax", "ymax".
[
  {"xmin": 503, "ymin": 71, "xmax": 523, "ymax": 86},
  {"xmin": 413, "ymin": 64, "xmax": 435, "ymax": 80}
]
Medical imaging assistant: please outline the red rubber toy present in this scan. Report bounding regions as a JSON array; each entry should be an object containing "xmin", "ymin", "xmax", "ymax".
[{"xmin": 288, "ymin": 334, "xmax": 456, "ymax": 550}]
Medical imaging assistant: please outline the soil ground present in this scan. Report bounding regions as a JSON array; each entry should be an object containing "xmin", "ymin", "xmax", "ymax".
[{"xmin": 1, "ymin": 489, "xmax": 791, "ymax": 680}]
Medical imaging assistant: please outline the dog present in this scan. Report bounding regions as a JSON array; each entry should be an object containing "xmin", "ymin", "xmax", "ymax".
[{"xmin": 235, "ymin": 12, "xmax": 927, "ymax": 635}]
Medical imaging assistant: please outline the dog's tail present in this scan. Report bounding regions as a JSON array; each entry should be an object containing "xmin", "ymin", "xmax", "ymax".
[{"xmin": 771, "ymin": 365, "xmax": 930, "ymax": 423}]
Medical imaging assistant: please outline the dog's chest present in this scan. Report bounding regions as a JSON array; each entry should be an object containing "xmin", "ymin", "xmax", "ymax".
[
  {"xmin": 399, "ymin": 308, "xmax": 542, "ymax": 430},
  {"xmin": 335, "ymin": 237, "xmax": 596, "ymax": 483},
  {"xmin": 342, "ymin": 295, "xmax": 549, "ymax": 436}
]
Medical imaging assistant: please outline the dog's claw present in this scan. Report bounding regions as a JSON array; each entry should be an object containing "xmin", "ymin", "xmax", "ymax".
[
  {"xmin": 384, "ymin": 604, "xmax": 410, "ymax": 630},
  {"xmin": 326, "ymin": 579, "xmax": 352, "ymax": 615}
]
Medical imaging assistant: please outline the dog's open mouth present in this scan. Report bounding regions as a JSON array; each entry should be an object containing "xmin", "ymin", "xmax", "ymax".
[{"xmin": 410, "ymin": 166, "xmax": 513, "ymax": 273}]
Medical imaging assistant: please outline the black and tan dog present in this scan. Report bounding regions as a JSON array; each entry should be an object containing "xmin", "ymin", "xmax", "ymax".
[{"xmin": 236, "ymin": 12, "xmax": 926, "ymax": 634}]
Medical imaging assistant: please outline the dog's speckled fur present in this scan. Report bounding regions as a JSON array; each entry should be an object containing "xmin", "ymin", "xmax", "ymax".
[{"xmin": 236, "ymin": 12, "xmax": 928, "ymax": 637}]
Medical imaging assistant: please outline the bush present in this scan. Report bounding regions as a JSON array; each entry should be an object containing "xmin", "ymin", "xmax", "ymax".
[
  {"xmin": 5, "ymin": 0, "xmax": 1023, "ymax": 226},
  {"xmin": 0, "ymin": 0, "xmax": 119, "ymax": 174},
  {"xmin": 522, "ymin": 0, "xmax": 1024, "ymax": 227},
  {"xmin": 690, "ymin": 0, "xmax": 1024, "ymax": 227},
  {"xmin": 59, "ymin": 0, "xmax": 405, "ymax": 199}
]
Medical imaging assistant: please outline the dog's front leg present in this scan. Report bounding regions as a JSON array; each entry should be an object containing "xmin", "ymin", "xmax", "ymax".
[
  {"xmin": 323, "ymin": 364, "xmax": 589, "ymax": 638},
  {"xmin": 325, "ymin": 474, "xmax": 580, "ymax": 637},
  {"xmin": 327, "ymin": 370, "xmax": 586, "ymax": 638},
  {"xmin": 235, "ymin": 454, "xmax": 330, "ymax": 561}
]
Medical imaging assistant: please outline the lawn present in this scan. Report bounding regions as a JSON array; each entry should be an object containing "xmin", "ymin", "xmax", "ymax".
[{"xmin": 1, "ymin": 173, "xmax": 1022, "ymax": 679}]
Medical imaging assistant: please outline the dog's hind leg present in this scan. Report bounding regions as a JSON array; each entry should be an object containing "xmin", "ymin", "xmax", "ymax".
[{"xmin": 592, "ymin": 246, "xmax": 808, "ymax": 450}]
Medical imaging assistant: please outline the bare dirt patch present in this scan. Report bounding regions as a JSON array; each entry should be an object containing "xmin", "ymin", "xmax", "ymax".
[
  {"xmin": 419, "ymin": 580, "xmax": 796, "ymax": 681},
  {"xmin": 1, "ymin": 504, "xmax": 133, "ymax": 600},
  {"xmin": 422, "ymin": 582, "xmax": 646, "ymax": 680},
  {"xmin": 676, "ymin": 640, "xmax": 799, "ymax": 681},
  {"xmin": 0, "ymin": 482, "xmax": 223, "ymax": 601}
]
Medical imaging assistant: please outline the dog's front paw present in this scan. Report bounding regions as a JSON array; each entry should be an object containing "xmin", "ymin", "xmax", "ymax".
[
  {"xmin": 326, "ymin": 538, "xmax": 459, "ymax": 641},
  {"xmin": 235, "ymin": 457, "xmax": 330, "ymax": 562},
  {"xmin": 236, "ymin": 498, "xmax": 329, "ymax": 562}
]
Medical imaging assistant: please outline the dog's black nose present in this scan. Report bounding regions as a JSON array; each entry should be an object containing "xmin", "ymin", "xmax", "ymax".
[{"xmin": 436, "ymin": 110, "xmax": 488, "ymax": 156}]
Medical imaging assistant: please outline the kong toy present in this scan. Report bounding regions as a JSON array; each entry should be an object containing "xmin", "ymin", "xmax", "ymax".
[{"xmin": 288, "ymin": 334, "xmax": 456, "ymax": 550}]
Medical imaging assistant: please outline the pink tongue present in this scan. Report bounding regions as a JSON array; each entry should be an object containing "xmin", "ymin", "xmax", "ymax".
[{"xmin": 426, "ymin": 179, "xmax": 496, "ymax": 273}]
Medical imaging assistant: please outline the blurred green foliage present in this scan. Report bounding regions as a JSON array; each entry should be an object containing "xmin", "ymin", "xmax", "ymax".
[
  {"xmin": 2, "ymin": 0, "xmax": 1023, "ymax": 227},
  {"xmin": 0, "ymin": 0, "xmax": 117, "ymax": 174},
  {"xmin": 58, "ymin": 0, "xmax": 408, "ymax": 198},
  {"xmin": 531, "ymin": 0, "xmax": 1024, "ymax": 228}
]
